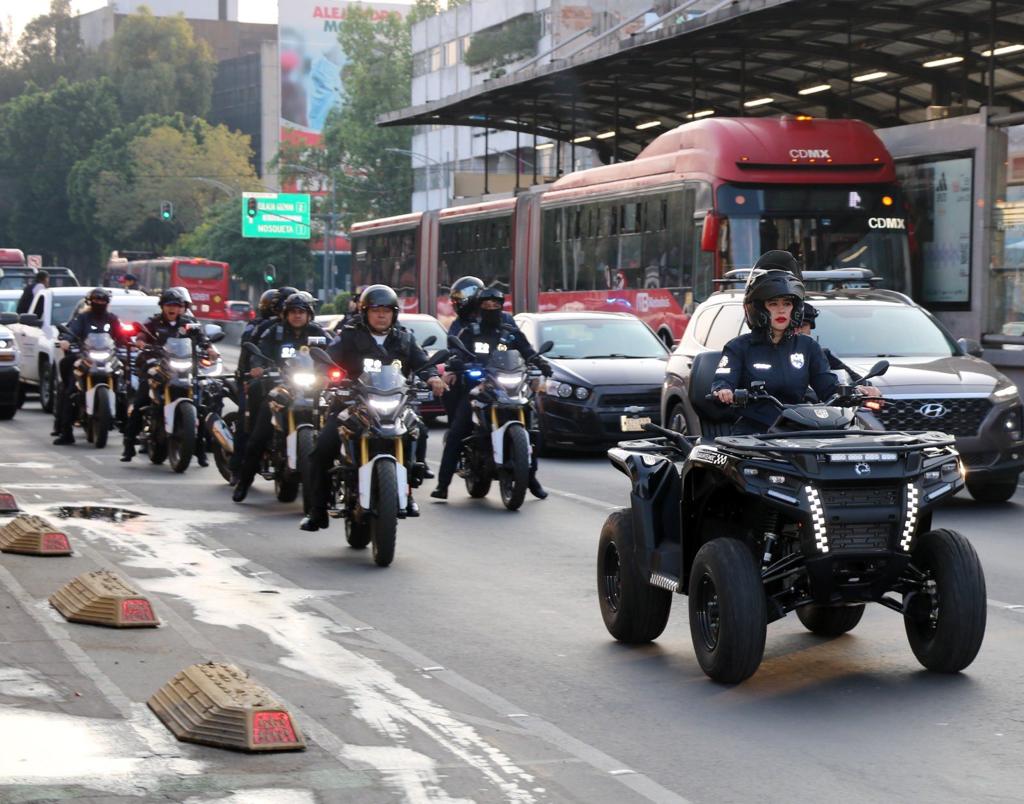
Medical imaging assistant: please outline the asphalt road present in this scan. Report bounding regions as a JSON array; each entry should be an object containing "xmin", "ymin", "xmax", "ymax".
[{"xmin": 1, "ymin": 395, "xmax": 1022, "ymax": 803}]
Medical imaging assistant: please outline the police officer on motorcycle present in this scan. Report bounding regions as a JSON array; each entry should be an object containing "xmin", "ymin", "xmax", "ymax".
[
  {"xmin": 121, "ymin": 287, "xmax": 215, "ymax": 462},
  {"xmin": 52, "ymin": 288, "xmax": 127, "ymax": 445},
  {"xmin": 299, "ymin": 284, "xmax": 445, "ymax": 531},
  {"xmin": 232, "ymin": 292, "xmax": 329, "ymax": 502},
  {"xmin": 431, "ymin": 284, "xmax": 552, "ymax": 501},
  {"xmin": 711, "ymin": 265, "xmax": 879, "ymax": 434}
]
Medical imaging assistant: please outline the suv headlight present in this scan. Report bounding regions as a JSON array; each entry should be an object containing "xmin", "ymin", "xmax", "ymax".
[
  {"xmin": 994, "ymin": 383, "xmax": 1019, "ymax": 399},
  {"xmin": 1004, "ymin": 406, "xmax": 1023, "ymax": 441}
]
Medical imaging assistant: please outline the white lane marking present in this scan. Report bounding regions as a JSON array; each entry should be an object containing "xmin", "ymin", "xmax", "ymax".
[
  {"xmin": 3, "ymin": 483, "xmax": 91, "ymax": 490},
  {"xmin": 547, "ymin": 488, "xmax": 619, "ymax": 510},
  {"xmin": 988, "ymin": 598, "xmax": 1024, "ymax": 612},
  {"xmin": 0, "ymin": 462, "xmax": 54, "ymax": 468},
  {"xmin": 184, "ymin": 790, "xmax": 316, "ymax": 804},
  {"xmin": 55, "ymin": 505, "xmax": 541, "ymax": 804},
  {"xmin": 344, "ymin": 745, "xmax": 475, "ymax": 804}
]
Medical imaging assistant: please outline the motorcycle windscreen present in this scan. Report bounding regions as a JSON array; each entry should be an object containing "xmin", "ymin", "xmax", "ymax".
[
  {"xmin": 486, "ymin": 350, "xmax": 526, "ymax": 372},
  {"xmin": 358, "ymin": 363, "xmax": 407, "ymax": 395},
  {"xmin": 84, "ymin": 332, "xmax": 114, "ymax": 352},
  {"xmin": 165, "ymin": 337, "xmax": 191, "ymax": 358}
]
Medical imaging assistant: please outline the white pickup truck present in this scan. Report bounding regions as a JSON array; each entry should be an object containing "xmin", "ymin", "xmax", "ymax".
[{"xmin": 10, "ymin": 288, "xmax": 157, "ymax": 411}]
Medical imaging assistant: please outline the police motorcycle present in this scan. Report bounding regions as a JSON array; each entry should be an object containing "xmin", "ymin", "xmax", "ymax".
[
  {"xmin": 311, "ymin": 344, "xmax": 448, "ymax": 568},
  {"xmin": 55, "ymin": 322, "xmax": 124, "ymax": 449},
  {"xmin": 197, "ymin": 352, "xmax": 238, "ymax": 483},
  {"xmin": 136, "ymin": 322, "xmax": 225, "ymax": 473},
  {"xmin": 446, "ymin": 333, "xmax": 553, "ymax": 511},
  {"xmin": 598, "ymin": 352, "xmax": 987, "ymax": 683},
  {"xmin": 241, "ymin": 338, "xmax": 327, "ymax": 505}
]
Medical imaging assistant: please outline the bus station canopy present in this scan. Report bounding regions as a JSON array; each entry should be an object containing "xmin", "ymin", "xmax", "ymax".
[{"xmin": 380, "ymin": 0, "xmax": 1024, "ymax": 161}]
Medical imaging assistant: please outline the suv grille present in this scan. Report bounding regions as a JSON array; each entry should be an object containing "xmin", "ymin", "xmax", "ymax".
[
  {"xmin": 829, "ymin": 523, "xmax": 892, "ymax": 551},
  {"xmin": 599, "ymin": 391, "xmax": 661, "ymax": 408},
  {"xmin": 874, "ymin": 398, "xmax": 991, "ymax": 437},
  {"xmin": 821, "ymin": 485, "xmax": 899, "ymax": 507}
]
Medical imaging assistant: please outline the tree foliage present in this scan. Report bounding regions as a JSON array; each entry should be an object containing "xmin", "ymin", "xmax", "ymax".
[
  {"xmin": 174, "ymin": 199, "xmax": 313, "ymax": 289},
  {"xmin": 320, "ymin": 6, "xmax": 415, "ymax": 227},
  {"xmin": 463, "ymin": 14, "xmax": 541, "ymax": 70},
  {"xmin": 0, "ymin": 78, "xmax": 120, "ymax": 272},
  {"xmin": 108, "ymin": 8, "xmax": 216, "ymax": 121},
  {"xmin": 70, "ymin": 116, "xmax": 261, "ymax": 252}
]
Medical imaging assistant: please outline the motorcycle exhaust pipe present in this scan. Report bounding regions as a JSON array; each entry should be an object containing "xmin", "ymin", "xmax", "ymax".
[{"xmin": 205, "ymin": 412, "xmax": 233, "ymax": 454}]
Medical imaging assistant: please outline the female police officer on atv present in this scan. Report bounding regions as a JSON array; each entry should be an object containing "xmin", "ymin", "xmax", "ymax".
[{"xmin": 711, "ymin": 261, "xmax": 879, "ymax": 434}]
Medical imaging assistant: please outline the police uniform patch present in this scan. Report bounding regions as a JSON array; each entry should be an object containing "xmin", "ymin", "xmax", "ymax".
[
  {"xmin": 790, "ymin": 353, "xmax": 805, "ymax": 369},
  {"xmin": 753, "ymin": 363, "xmax": 772, "ymax": 370},
  {"xmin": 715, "ymin": 355, "xmax": 730, "ymax": 375}
]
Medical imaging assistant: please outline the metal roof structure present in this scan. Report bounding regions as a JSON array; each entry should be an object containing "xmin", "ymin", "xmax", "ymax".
[{"xmin": 380, "ymin": 0, "xmax": 1024, "ymax": 162}]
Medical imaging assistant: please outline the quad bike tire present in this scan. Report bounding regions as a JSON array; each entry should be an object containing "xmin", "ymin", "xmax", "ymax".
[
  {"xmin": 370, "ymin": 460, "xmax": 398, "ymax": 567},
  {"xmin": 796, "ymin": 603, "xmax": 865, "ymax": 636},
  {"xmin": 498, "ymin": 426, "xmax": 530, "ymax": 511},
  {"xmin": 168, "ymin": 403, "xmax": 196, "ymax": 473},
  {"xmin": 92, "ymin": 387, "xmax": 112, "ymax": 449},
  {"xmin": 688, "ymin": 538, "xmax": 767, "ymax": 684},
  {"xmin": 904, "ymin": 528, "xmax": 986, "ymax": 673},
  {"xmin": 597, "ymin": 508, "xmax": 672, "ymax": 643},
  {"xmin": 966, "ymin": 475, "xmax": 1018, "ymax": 503}
]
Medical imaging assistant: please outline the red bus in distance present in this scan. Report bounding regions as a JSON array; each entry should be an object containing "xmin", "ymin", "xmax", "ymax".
[
  {"xmin": 103, "ymin": 256, "xmax": 232, "ymax": 320},
  {"xmin": 350, "ymin": 116, "xmax": 911, "ymax": 345}
]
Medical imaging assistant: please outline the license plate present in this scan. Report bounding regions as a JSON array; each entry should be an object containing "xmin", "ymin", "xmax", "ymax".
[{"xmin": 620, "ymin": 415, "xmax": 651, "ymax": 432}]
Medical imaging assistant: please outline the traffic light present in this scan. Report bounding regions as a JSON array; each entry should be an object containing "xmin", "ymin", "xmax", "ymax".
[
  {"xmin": 264, "ymin": 264, "xmax": 277, "ymax": 284},
  {"xmin": 247, "ymin": 197, "xmax": 258, "ymax": 219},
  {"xmin": 160, "ymin": 200, "xmax": 174, "ymax": 221}
]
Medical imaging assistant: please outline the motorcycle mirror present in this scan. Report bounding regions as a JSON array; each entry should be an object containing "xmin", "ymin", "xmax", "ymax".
[
  {"xmin": 446, "ymin": 334, "xmax": 474, "ymax": 356},
  {"xmin": 0, "ymin": 312, "xmax": 16, "ymax": 325},
  {"xmin": 861, "ymin": 360, "xmax": 890, "ymax": 381},
  {"xmin": 242, "ymin": 341, "xmax": 267, "ymax": 361},
  {"xmin": 538, "ymin": 340, "xmax": 554, "ymax": 355},
  {"xmin": 309, "ymin": 346, "xmax": 339, "ymax": 367},
  {"xmin": 56, "ymin": 323, "xmax": 73, "ymax": 338},
  {"xmin": 203, "ymin": 324, "xmax": 225, "ymax": 343},
  {"xmin": 421, "ymin": 334, "xmax": 437, "ymax": 348},
  {"xmin": 424, "ymin": 349, "xmax": 449, "ymax": 368}
]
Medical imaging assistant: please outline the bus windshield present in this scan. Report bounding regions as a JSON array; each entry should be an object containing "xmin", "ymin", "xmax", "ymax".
[{"xmin": 717, "ymin": 184, "xmax": 911, "ymax": 292}]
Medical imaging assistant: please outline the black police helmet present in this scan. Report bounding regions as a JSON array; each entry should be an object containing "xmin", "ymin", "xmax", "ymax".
[
  {"xmin": 752, "ymin": 249, "xmax": 803, "ymax": 279},
  {"xmin": 478, "ymin": 285, "xmax": 505, "ymax": 305},
  {"xmin": 449, "ymin": 276, "xmax": 484, "ymax": 316},
  {"xmin": 743, "ymin": 269, "xmax": 805, "ymax": 330},
  {"xmin": 159, "ymin": 287, "xmax": 190, "ymax": 307},
  {"xmin": 88, "ymin": 287, "xmax": 112, "ymax": 304},
  {"xmin": 273, "ymin": 286, "xmax": 299, "ymax": 314},
  {"xmin": 258, "ymin": 289, "xmax": 279, "ymax": 318},
  {"xmin": 359, "ymin": 284, "xmax": 400, "ymax": 319},
  {"xmin": 282, "ymin": 292, "xmax": 315, "ymax": 316},
  {"xmin": 801, "ymin": 301, "xmax": 819, "ymax": 329}
]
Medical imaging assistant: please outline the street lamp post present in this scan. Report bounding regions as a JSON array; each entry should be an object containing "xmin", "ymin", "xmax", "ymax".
[{"xmin": 385, "ymin": 148, "xmax": 448, "ymax": 211}]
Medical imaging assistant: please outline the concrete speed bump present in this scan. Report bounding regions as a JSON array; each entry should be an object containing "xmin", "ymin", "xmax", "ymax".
[
  {"xmin": 148, "ymin": 662, "xmax": 306, "ymax": 752},
  {"xmin": 0, "ymin": 488, "xmax": 19, "ymax": 513},
  {"xmin": 0, "ymin": 514, "xmax": 71, "ymax": 555},
  {"xmin": 50, "ymin": 570, "xmax": 159, "ymax": 628}
]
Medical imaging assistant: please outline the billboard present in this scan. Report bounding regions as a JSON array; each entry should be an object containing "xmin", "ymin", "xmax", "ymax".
[{"xmin": 278, "ymin": 0, "xmax": 408, "ymax": 147}]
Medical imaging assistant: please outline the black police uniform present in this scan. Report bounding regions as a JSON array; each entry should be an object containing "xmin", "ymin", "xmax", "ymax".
[
  {"xmin": 234, "ymin": 321, "xmax": 329, "ymax": 493},
  {"xmin": 710, "ymin": 330, "xmax": 838, "ymax": 434},
  {"xmin": 122, "ymin": 312, "xmax": 208, "ymax": 456},
  {"xmin": 433, "ymin": 318, "xmax": 543, "ymax": 494},
  {"xmin": 54, "ymin": 310, "xmax": 126, "ymax": 441},
  {"xmin": 302, "ymin": 320, "xmax": 437, "ymax": 526},
  {"xmin": 230, "ymin": 313, "xmax": 278, "ymax": 474}
]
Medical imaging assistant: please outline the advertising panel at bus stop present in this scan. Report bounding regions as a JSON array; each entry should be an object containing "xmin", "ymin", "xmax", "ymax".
[{"xmin": 278, "ymin": 0, "xmax": 408, "ymax": 148}]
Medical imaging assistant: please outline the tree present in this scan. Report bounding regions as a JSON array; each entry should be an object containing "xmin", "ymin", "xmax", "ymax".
[
  {"xmin": 174, "ymin": 199, "xmax": 314, "ymax": 289},
  {"xmin": 70, "ymin": 116, "xmax": 261, "ymax": 252},
  {"xmin": 108, "ymin": 8, "xmax": 216, "ymax": 122},
  {"xmin": 321, "ymin": 6, "xmax": 415, "ymax": 227},
  {"xmin": 0, "ymin": 78, "xmax": 120, "ymax": 273}
]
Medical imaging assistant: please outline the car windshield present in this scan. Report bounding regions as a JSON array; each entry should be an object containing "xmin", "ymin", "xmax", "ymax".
[
  {"xmin": 538, "ymin": 318, "xmax": 668, "ymax": 359},
  {"xmin": 52, "ymin": 295, "xmax": 81, "ymax": 324},
  {"xmin": 0, "ymin": 298, "xmax": 17, "ymax": 312},
  {"xmin": 811, "ymin": 303, "xmax": 958, "ymax": 357},
  {"xmin": 111, "ymin": 301, "xmax": 160, "ymax": 326},
  {"xmin": 402, "ymin": 318, "xmax": 446, "ymax": 347}
]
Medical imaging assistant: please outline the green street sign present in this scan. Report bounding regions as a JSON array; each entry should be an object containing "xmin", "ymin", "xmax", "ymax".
[{"xmin": 241, "ymin": 192, "xmax": 311, "ymax": 239}]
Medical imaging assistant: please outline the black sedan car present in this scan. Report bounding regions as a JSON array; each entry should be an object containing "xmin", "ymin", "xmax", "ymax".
[
  {"xmin": 662, "ymin": 288, "xmax": 1024, "ymax": 502},
  {"xmin": 514, "ymin": 312, "xmax": 669, "ymax": 451}
]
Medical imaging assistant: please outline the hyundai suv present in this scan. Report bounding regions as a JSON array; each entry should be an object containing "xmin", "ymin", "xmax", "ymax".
[{"xmin": 661, "ymin": 288, "xmax": 1024, "ymax": 502}]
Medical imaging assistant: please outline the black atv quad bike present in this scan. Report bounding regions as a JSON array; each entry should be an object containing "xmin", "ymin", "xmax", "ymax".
[{"xmin": 597, "ymin": 351, "xmax": 987, "ymax": 683}]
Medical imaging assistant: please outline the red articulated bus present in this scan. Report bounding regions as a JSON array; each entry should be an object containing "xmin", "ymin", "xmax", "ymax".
[
  {"xmin": 103, "ymin": 256, "xmax": 232, "ymax": 320},
  {"xmin": 350, "ymin": 116, "xmax": 912, "ymax": 345}
]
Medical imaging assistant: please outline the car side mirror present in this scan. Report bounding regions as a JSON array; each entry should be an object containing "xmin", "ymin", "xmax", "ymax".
[
  {"xmin": 18, "ymin": 313, "xmax": 40, "ymax": 327},
  {"xmin": 957, "ymin": 337, "xmax": 983, "ymax": 358},
  {"xmin": 700, "ymin": 214, "xmax": 721, "ymax": 253},
  {"xmin": 0, "ymin": 312, "xmax": 16, "ymax": 325}
]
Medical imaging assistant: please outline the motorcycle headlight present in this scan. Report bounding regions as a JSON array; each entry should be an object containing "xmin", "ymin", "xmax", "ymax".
[
  {"xmin": 496, "ymin": 372, "xmax": 523, "ymax": 388},
  {"xmin": 369, "ymin": 397, "xmax": 401, "ymax": 413},
  {"xmin": 88, "ymin": 351, "xmax": 112, "ymax": 361},
  {"xmin": 169, "ymin": 359, "xmax": 193, "ymax": 371},
  {"xmin": 292, "ymin": 372, "xmax": 317, "ymax": 388}
]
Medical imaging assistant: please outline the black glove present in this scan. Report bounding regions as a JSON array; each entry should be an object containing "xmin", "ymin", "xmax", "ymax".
[{"xmin": 534, "ymin": 356, "xmax": 553, "ymax": 377}]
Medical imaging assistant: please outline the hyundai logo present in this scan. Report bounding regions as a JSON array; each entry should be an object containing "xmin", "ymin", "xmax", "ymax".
[{"xmin": 918, "ymin": 403, "xmax": 948, "ymax": 418}]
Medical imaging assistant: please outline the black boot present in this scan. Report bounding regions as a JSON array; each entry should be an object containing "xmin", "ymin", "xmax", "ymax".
[
  {"xmin": 406, "ymin": 495, "xmax": 420, "ymax": 517},
  {"xmin": 422, "ymin": 465, "xmax": 435, "ymax": 480},
  {"xmin": 528, "ymin": 477, "xmax": 548, "ymax": 500},
  {"xmin": 232, "ymin": 475, "xmax": 253, "ymax": 502},
  {"xmin": 430, "ymin": 484, "xmax": 448, "ymax": 500},
  {"xmin": 120, "ymin": 442, "xmax": 136, "ymax": 462},
  {"xmin": 299, "ymin": 509, "xmax": 328, "ymax": 531},
  {"xmin": 196, "ymin": 450, "xmax": 208, "ymax": 468},
  {"xmin": 53, "ymin": 432, "xmax": 75, "ymax": 446}
]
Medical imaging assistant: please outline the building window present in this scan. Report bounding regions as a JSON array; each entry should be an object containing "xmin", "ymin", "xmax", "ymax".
[
  {"xmin": 430, "ymin": 46, "xmax": 442, "ymax": 72},
  {"xmin": 445, "ymin": 40, "xmax": 458, "ymax": 66}
]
